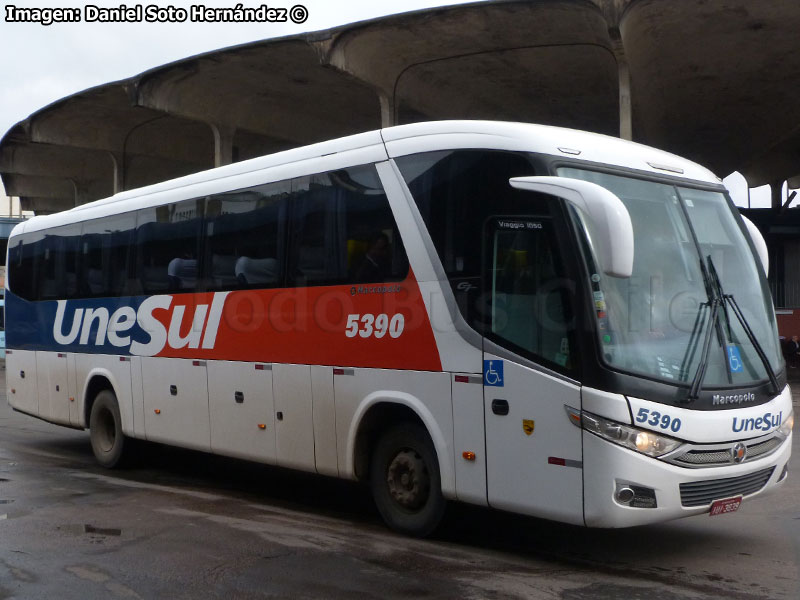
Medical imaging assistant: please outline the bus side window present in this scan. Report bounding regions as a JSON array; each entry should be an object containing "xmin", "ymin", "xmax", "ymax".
[
  {"xmin": 80, "ymin": 213, "xmax": 135, "ymax": 298},
  {"xmin": 395, "ymin": 150, "xmax": 550, "ymax": 331},
  {"xmin": 8, "ymin": 235, "xmax": 36, "ymax": 301},
  {"xmin": 36, "ymin": 225, "xmax": 80, "ymax": 301},
  {"xmin": 486, "ymin": 220, "xmax": 576, "ymax": 371},
  {"xmin": 204, "ymin": 181, "xmax": 288, "ymax": 291},
  {"xmin": 287, "ymin": 165, "xmax": 408, "ymax": 287},
  {"xmin": 135, "ymin": 200, "xmax": 203, "ymax": 294},
  {"xmin": 396, "ymin": 150, "xmax": 578, "ymax": 374},
  {"xmin": 6, "ymin": 233, "xmax": 41, "ymax": 301}
]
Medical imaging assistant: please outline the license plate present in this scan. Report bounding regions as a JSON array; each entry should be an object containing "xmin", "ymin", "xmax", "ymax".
[{"xmin": 709, "ymin": 496, "xmax": 742, "ymax": 516}]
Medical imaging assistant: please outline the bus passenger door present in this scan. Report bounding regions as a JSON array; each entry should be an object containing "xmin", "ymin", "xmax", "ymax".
[
  {"xmin": 483, "ymin": 356, "xmax": 583, "ymax": 524},
  {"xmin": 482, "ymin": 216, "xmax": 584, "ymax": 524}
]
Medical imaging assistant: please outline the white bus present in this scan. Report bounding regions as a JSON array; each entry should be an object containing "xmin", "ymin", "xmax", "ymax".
[{"xmin": 4, "ymin": 121, "xmax": 792, "ymax": 536}]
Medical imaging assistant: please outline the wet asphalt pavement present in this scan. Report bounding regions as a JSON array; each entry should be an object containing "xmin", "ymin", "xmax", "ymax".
[{"xmin": 0, "ymin": 366, "xmax": 798, "ymax": 599}]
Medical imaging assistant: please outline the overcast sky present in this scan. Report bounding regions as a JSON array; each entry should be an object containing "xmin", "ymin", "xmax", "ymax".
[{"xmin": 0, "ymin": 0, "xmax": 776, "ymax": 207}]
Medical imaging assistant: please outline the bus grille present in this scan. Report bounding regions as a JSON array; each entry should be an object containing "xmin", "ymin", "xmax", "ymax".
[
  {"xmin": 670, "ymin": 436, "xmax": 783, "ymax": 467},
  {"xmin": 679, "ymin": 467, "xmax": 775, "ymax": 507}
]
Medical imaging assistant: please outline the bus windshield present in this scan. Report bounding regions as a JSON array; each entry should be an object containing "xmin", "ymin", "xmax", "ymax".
[{"xmin": 558, "ymin": 167, "xmax": 782, "ymax": 390}]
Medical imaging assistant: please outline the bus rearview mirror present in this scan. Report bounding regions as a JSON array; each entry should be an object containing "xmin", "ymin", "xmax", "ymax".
[{"xmin": 509, "ymin": 176, "xmax": 634, "ymax": 278}]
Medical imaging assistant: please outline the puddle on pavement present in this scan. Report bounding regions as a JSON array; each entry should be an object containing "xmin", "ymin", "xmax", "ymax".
[
  {"xmin": 84, "ymin": 524, "xmax": 122, "ymax": 536},
  {"xmin": 57, "ymin": 523, "xmax": 122, "ymax": 536}
]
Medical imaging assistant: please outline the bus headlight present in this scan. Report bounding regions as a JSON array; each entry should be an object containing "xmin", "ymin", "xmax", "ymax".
[
  {"xmin": 579, "ymin": 410, "xmax": 682, "ymax": 457},
  {"xmin": 778, "ymin": 411, "xmax": 794, "ymax": 438}
]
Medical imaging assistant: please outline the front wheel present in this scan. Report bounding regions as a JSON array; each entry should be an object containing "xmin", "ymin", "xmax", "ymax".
[
  {"xmin": 370, "ymin": 423, "xmax": 446, "ymax": 537},
  {"xmin": 89, "ymin": 390, "xmax": 128, "ymax": 468}
]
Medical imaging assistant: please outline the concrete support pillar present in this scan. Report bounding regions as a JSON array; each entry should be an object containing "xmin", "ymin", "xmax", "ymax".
[
  {"xmin": 771, "ymin": 180, "xmax": 784, "ymax": 211},
  {"xmin": 617, "ymin": 58, "xmax": 632, "ymax": 141},
  {"xmin": 608, "ymin": 26, "xmax": 632, "ymax": 141},
  {"xmin": 109, "ymin": 151, "xmax": 124, "ymax": 195},
  {"xmin": 378, "ymin": 92, "xmax": 395, "ymax": 128},
  {"xmin": 318, "ymin": 38, "xmax": 393, "ymax": 129},
  {"xmin": 70, "ymin": 180, "xmax": 90, "ymax": 207},
  {"xmin": 211, "ymin": 123, "xmax": 236, "ymax": 167}
]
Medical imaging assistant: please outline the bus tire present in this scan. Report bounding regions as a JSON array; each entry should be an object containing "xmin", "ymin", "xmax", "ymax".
[
  {"xmin": 370, "ymin": 423, "xmax": 445, "ymax": 537},
  {"xmin": 89, "ymin": 390, "xmax": 127, "ymax": 468}
]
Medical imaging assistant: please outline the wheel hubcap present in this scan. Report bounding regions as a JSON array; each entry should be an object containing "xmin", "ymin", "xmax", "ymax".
[{"xmin": 386, "ymin": 449, "xmax": 429, "ymax": 510}]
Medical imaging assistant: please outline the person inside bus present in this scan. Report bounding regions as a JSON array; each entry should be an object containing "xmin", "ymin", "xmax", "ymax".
[{"xmin": 352, "ymin": 232, "xmax": 391, "ymax": 283}]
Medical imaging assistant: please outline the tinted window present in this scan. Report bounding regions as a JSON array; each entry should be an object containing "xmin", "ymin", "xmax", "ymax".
[
  {"xmin": 81, "ymin": 213, "xmax": 136, "ymax": 297},
  {"xmin": 8, "ymin": 236, "xmax": 34, "ymax": 300},
  {"xmin": 396, "ymin": 150, "xmax": 551, "ymax": 329},
  {"xmin": 136, "ymin": 199, "xmax": 203, "ymax": 294},
  {"xmin": 288, "ymin": 165, "xmax": 408, "ymax": 287},
  {"xmin": 487, "ymin": 218, "xmax": 576, "ymax": 370},
  {"xmin": 205, "ymin": 181, "xmax": 288, "ymax": 290},
  {"xmin": 35, "ymin": 225, "xmax": 81, "ymax": 301}
]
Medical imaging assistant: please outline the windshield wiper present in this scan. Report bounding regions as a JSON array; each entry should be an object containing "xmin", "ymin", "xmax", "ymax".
[
  {"xmin": 707, "ymin": 257, "xmax": 779, "ymax": 395},
  {"xmin": 679, "ymin": 299, "xmax": 708, "ymax": 382},
  {"xmin": 684, "ymin": 256, "xmax": 778, "ymax": 402},
  {"xmin": 686, "ymin": 292, "xmax": 720, "ymax": 401},
  {"xmin": 680, "ymin": 251, "xmax": 722, "ymax": 400}
]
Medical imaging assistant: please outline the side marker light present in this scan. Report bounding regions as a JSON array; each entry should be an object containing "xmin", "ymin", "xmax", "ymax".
[
  {"xmin": 564, "ymin": 406, "xmax": 581, "ymax": 427},
  {"xmin": 462, "ymin": 451, "xmax": 476, "ymax": 461},
  {"xmin": 154, "ymin": 409, "xmax": 161, "ymax": 415}
]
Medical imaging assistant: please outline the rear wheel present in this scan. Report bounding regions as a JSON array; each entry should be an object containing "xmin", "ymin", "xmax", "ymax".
[
  {"xmin": 370, "ymin": 423, "xmax": 445, "ymax": 537},
  {"xmin": 89, "ymin": 390, "xmax": 127, "ymax": 468}
]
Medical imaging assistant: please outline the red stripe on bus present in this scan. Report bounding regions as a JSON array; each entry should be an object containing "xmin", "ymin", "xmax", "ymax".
[{"xmin": 151, "ymin": 271, "xmax": 443, "ymax": 372}]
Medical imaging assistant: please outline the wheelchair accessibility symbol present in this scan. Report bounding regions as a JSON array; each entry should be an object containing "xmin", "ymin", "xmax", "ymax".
[
  {"xmin": 727, "ymin": 344, "xmax": 743, "ymax": 373},
  {"xmin": 484, "ymin": 360, "xmax": 504, "ymax": 387}
]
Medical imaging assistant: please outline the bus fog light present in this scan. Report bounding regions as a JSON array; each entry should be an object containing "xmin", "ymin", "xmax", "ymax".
[
  {"xmin": 779, "ymin": 463, "xmax": 789, "ymax": 482},
  {"xmin": 615, "ymin": 483, "xmax": 657, "ymax": 508},
  {"xmin": 616, "ymin": 486, "xmax": 635, "ymax": 503}
]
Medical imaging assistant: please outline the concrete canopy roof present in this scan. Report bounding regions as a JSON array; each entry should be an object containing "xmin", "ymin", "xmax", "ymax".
[{"xmin": 3, "ymin": 0, "xmax": 800, "ymax": 214}]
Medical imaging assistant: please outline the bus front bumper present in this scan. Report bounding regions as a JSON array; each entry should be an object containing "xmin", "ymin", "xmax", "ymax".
[{"xmin": 582, "ymin": 430, "xmax": 791, "ymax": 528}]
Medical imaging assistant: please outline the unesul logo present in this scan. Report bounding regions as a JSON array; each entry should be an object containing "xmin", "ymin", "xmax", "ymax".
[
  {"xmin": 52, "ymin": 293, "xmax": 228, "ymax": 357},
  {"xmin": 731, "ymin": 411, "xmax": 782, "ymax": 434}
]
